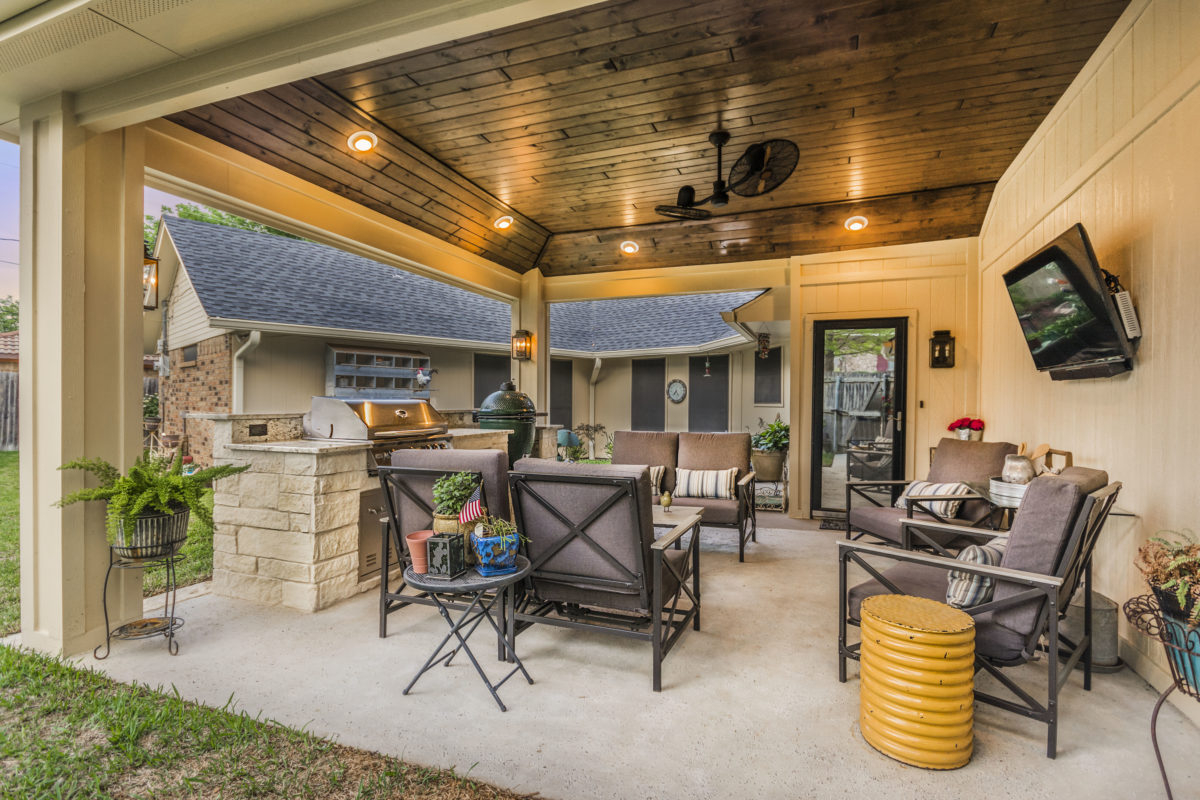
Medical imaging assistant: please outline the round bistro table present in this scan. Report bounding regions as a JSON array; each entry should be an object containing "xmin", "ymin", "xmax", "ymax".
[
  {"xmin": 402, "ymin": 555, "xmax": 533, "ymax": 711},
  {"xmin": 859, "ymin": 594, "xmax": 976, "ymax": 769}
]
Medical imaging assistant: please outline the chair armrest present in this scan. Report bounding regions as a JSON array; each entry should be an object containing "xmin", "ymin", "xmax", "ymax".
[
  {"xmin": 652, "ymin": 512, "xmax": 701, "ymax": 551},
  {"xmin": 737, "ymin": 470, "xmax": 756, "ymax": 487},
  {"xmin": 847, "ymin": 479, "xmax": 911, "ymax": 488},
  {"xmin": 904, "ymin": 492, "xmax": 986, "ymax": 504},
  {"xmin": 838, "ymin": 540, "xmax": 1063, "ymax": 591}
]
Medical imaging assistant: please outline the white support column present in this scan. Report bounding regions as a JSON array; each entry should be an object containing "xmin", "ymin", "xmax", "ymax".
[
  {"xmin": 19, "ymin": 94, "xmax": 144, "ymax": 655},
  {"xmin": 514, "ymin": 268, "xmax": 549, "ymax": 412},
  {"xmin": 787, "ymin": 270, "xmax": 805, "ymax": 519}
]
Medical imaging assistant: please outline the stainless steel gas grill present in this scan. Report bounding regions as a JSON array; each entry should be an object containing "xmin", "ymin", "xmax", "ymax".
[{"xmin": 303, "ymin": 396, "xmax": 451, "ymax": 472}]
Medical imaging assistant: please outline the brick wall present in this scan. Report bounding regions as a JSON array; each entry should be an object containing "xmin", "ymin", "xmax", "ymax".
[{"xmin": 161, "ymin": 333, "xmax": 232, "ymax": 466}]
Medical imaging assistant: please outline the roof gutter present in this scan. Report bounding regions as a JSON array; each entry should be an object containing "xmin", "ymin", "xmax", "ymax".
[{"xmin": 232, "ymin": 331, "xmax": 262, "ymax": 414}]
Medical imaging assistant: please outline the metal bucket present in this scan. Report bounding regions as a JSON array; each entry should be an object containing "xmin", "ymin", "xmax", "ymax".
[{"xmin": 113, "ymin": 507, "xmax": 190, "ymax": 559}]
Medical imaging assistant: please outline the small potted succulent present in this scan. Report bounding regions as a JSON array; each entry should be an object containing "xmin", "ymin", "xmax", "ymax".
[
  {"xmin": 751, "ymin": 418, "xmax": 789, "ymax": 482},
  {"xmin": 947, "ymin": 417, "xmax": 985, "ymax": 441},
  {"xmin": 56, "ymin": 449, "xmax": 248, "ymax": 559},
  {"xmin": 1137, "ymin": 532, "xmax": 1200, "ymax": 626},
  {"xmin": 471, "ymin": 514, "xmax": 524, "ymax": 577}
]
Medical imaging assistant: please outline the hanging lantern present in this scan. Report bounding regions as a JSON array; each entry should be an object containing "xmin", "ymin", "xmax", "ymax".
[
  {"xmin": 757, "ymin": 332, "xmax": 771, "ymax": 359},
  {"xmin": 703, "ymin": 357, "xmax": 712, "ymax": 378}
]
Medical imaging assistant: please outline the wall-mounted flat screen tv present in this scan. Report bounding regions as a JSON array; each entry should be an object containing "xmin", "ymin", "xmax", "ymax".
[{"xmin": 1002, "ymin": 223, "xmax": 1134, "ymax": 381}]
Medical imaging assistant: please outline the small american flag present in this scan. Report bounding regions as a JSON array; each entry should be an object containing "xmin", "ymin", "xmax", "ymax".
[{"xmin": 458, "ymin": 484, "xmax": 484, "ymax": 525}]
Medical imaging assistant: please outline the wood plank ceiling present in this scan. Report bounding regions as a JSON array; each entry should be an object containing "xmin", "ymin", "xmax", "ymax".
[{"xmin": 168, "ymin": 0, "xmax": 1129, "ymax": 276}]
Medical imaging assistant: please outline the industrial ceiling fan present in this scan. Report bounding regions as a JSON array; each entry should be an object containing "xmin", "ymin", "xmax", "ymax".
[{"xmin": 654, "ymin": 130, "xmax": 799, "ymax": 221}]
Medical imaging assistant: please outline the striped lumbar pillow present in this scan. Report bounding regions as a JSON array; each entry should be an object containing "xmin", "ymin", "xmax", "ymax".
[
  {"xmin": 946, "ymin": 536, "xmax": 1009, "ymax": 608},
  {"xmin": 894, "ymin": 480, "xmax": 973, "ymax": 518},
  {"xmin": 674, "ymin": 467, "xmax": 738, "ymax": 499},
  {"xmin": 649, "ymin": 465, "xmax": 665, "ymax": 496}
]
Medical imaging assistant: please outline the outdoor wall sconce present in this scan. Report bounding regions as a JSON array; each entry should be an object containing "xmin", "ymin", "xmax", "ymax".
[
  {"xmin": 511, "ymin": 329, "xmax": 532, "ymax": 360},
  {"xmin": 930, "ymin": 329, "xmax": 955, "ymax": 368},
  {"xmin": 143, "ymin": 252, "xmax": 159, "ymax": 311},
  {"xmin": 757, "ymin": 332, "xmax": 771, "ymax": 359}
]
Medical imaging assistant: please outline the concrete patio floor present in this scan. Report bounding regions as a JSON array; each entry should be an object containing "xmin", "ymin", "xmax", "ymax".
[{"xmin": 76, "ymin": 524, "xmax": 1197, "ymax": 800}]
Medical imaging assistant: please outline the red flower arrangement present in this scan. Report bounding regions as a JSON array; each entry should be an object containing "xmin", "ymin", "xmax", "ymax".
[{"xmin": 947, "ymin": 417, "xmax": 985, "ymax": 432}]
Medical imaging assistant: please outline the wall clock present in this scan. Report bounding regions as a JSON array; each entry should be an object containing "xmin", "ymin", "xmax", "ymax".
[{"xmin": 666, "ymin": 378, "xmax": 687, "ymax": 404}]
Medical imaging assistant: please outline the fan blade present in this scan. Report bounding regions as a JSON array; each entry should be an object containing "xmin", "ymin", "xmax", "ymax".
[{"xmin": 655, "ymin": 204, "xmax": 712, "ymax": 221}]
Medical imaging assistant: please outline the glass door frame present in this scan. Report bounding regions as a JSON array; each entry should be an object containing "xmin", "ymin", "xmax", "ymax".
[{"xmin": 808, "ymin": 316, "xmax": 909, "ymax": 516}]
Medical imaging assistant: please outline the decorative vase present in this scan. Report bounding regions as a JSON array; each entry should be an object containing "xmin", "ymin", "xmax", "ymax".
[
  {"xmin": 1001, "ymin": 454, "xmax": 1036, "ymax": 484},
  {"xmin": 660, "ymin": 491, "xmax": 672, "ymax": 512},
  {"xmin": 405, "ymin": 529, "xmax": 434, "ymax": 574},
  {"xmin": 433, "ymin": 512, "xmax": 475, "ymax": 564},
  {"xmin": 955, "ymin": 428, "xmax": 983, "ymax": 441},
  {"xmin": 751, "ymin": 450, "xmax": 785, "ymax": 482},
  {"xmin": 113, "ymin": 506, "xmax": 189, "ymax": 559},
  {"xmin": 471, "ymin": 524, "xmax": 520, "ymax": 577}
]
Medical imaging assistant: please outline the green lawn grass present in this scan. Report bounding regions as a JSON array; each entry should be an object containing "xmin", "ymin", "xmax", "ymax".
[
  {"xmin": 0, "ymin": 645, "xmax": 522, "ymax": 799},
  {"xmin": 0, "ymin": 451, "xmax": 18, "ymax": 637},
  {"xmin": 143, "ymin": 491, "xmax": 214, "ymax": 597}
]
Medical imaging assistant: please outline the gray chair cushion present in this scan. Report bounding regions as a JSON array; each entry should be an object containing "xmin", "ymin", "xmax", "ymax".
[
  {"xmin": 1056, "ymin": 466, "xmax": 1109, "ymax": 494},
  {"xmin": 390, "ymin": 448, "xmax": 510, "ymax": 521},
  {"xmin": 677, "ymin": 432, "xmax": 752, "ymax": 482},
  {"xmin": 511, "ymin": 458, "xmax": 656, "ymax": 609},
  {"xmin": 847, "ymin": 562, "xmax": 1028, "ymax": 662},
  {"xmin": 669, "ymin": 497, "xmax": 738, "ymax": 526},
  {"xmin": 612, "ymin": 431, "xmax": 679, "ymax": 493},
  {"xmin": 927, "ymin": 438, "xmax": 1018, "ymax": 522},
  {"xmin": 848, "ymin": 505, "xmax": 962, "ymax": 547},
  {"xmin": 991, "ymin": 475, "xmax": 1086, "ymax": 635}
]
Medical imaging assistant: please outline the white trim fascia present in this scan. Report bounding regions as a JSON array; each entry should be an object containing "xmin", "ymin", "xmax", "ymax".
[
  {"xmin": 207, "ymin": 317, "xmax": 510, "ymax": 353},
  {"xmin": 550, "ymin": 334, "xmax": 751, "ymax": 360}
]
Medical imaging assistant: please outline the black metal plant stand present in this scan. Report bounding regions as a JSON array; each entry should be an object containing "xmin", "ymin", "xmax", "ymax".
[
  {"xmin": 94, "ymin": 546, "xmax": 184, "ymax": 659},
  {"xmin": 1123, "ymin": 595, "xmax": 1200, "ymax": 800}
]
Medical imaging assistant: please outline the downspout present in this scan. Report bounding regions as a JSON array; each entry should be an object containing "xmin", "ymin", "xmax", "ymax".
[
  {"xmin": 232, "ymin": 331, "xmax": 262, "ymax": 414},
  {"xmin": 588, "ymin": 357, "xmax": 602, "ymax": 458}
]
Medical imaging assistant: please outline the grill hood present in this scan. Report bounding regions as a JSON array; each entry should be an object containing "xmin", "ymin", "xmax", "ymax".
[{"xmin": 304, "ymin": 397, "xmax": 449, "ymax": 441}]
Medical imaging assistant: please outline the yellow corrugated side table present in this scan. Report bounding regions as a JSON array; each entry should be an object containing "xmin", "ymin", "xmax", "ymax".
[{"xmin": 859, "ymin": 594, "xmax": 975, "ymax": 769}]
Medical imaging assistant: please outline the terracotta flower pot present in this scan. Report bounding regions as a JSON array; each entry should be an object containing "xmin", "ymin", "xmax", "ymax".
[{"xmin": 405, "ymin": 529, "xmax": 434, "ymax": 574}]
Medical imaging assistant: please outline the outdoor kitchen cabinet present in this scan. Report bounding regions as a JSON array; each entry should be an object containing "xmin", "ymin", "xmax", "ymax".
[{"xmin": 326, "ymin": 345, "xmax": 432, "ymax": 399}]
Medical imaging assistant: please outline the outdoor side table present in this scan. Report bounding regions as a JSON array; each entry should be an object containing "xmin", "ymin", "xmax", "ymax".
[
  {"xmin": 858, "ymin": 594, "xmax": 975, "ymax": 770},
  {"xmin": 401, "ymin": 555, "xmax": 533, "ymax": 712}
]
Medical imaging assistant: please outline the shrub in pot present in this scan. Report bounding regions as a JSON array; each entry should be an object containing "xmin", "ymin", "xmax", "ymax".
[
  {"xmin": 471, "ymin": 515, "xmax": 524, "ymax": 577},
  {"xmin": 1136, "ymin": 531, "xmax": 1200, "ymax": 681},
  {"xmin": 751, "ymin": 419, "xmax": 789, "ymax": 482},
  {"xmin": 56, "ymin": 449, "xmax": 248, "ymax": 559},
  {"xmin": 432, "ymin": 471, "xmax": 482, "ymax": 559}
]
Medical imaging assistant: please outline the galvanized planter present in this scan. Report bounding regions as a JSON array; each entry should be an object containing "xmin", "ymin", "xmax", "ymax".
[{"xmin": 113, "ymin": 506, "xmax": 189, "ymax": 560}]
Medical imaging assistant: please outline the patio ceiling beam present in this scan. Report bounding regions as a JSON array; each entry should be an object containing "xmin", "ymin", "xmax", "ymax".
[{"xmin": 71, "ymin": 0, "xmax": 603, "ymax": 133}]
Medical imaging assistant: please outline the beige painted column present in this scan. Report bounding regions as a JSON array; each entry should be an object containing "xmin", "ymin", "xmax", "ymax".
[
  {"xmin": 19, "ymin": 94, "xmax": 144, "ymax": 655},
  {"xmin": 514, "ymin": 268, "xmax": 549, "ymax": 411},
  {"xmin": 787, "ymin": 268, "xmax": 805, "ymax": 518}
]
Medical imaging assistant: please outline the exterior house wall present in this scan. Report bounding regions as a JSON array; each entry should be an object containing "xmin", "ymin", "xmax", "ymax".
[
  {"xmin": 164, "ymin": 261, "xmax": 221, "ymax": 349},
  {"xmin": 161, "ymin": 333, "xmax": 233, "ymax": 465},
  {"xmin": 788, "ymin": 238, "xmax": 979, "ymax": 517},
  {"xmin": 976, "ymin": 0, "xmax": 1200, "ymax": 711}
]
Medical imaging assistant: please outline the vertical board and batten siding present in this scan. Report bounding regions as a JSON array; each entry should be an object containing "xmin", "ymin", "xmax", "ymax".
[
  {"xmin": 0, "ymin": 372, "xmax": 16, "ymax": 450},
  {"xmin": 790, "ymin": 239, "xmax": 978, "ymax": 517},
  {"xmin": 976, "ymin": 0, "xmax": 1200, "ymax": 713},
  {"xmin": 165, "ymin": 265, "xmax": 222, "ymax": 349}
]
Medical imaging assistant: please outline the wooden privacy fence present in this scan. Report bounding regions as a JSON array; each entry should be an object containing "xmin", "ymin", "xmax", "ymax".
[
  {"xmin": 0, "ymin": 373, "xmax": 16, "ymax": 451},
  {"xmin": 821, "ymin": 372, "xmax": 892, "ymax": 453}
]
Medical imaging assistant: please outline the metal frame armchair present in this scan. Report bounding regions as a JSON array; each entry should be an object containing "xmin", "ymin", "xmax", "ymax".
[
  {"xmin": 507, "ymin": 459, "xmax": 700, "ymax": 691},
  {"xmin": 838, "ymin": 470, "xmax": 1120, "ymax": 757}
]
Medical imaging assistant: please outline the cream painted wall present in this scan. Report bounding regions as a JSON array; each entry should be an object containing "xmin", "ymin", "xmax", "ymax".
[
  {"xmin": 789, "ymin": 239, "xmax": 979, "ymax": 517},
  {"xmin": 976, "ymin": 0, "xmax": 1200, "ymax": 708},
  {"xmin": 164, "ymin": 263, "xmax": 221, "ymax": 349},
  {"xmin": 241, "ymin": 334, "xmax": 478, "ymax": 414}
]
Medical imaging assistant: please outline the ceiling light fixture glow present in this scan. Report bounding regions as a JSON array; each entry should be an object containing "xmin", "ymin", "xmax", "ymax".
[
  {"xmin": 347, "ymin": 130, "xmax": 378, "ymax": 153},
  {"xmin": 493, "ymin": 215, "xmax": 514, "ymax": 229},
  {"xmin": 844, "ymin": 215, "xmax": 869, "ymax": 232},
  {"xmin": 620, "ymin": 240, "xmax": 640, "ymax": 255}
]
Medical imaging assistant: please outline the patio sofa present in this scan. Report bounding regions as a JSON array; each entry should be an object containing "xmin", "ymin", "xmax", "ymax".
[{"xmin": 610, "ymin": 431, "xmax": 757, "ymax": 561}]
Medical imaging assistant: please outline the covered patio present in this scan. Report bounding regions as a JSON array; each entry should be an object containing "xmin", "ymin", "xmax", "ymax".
[{"xmin": 6, "ymin": 0, "xmax": 1200, "ymax": 796}]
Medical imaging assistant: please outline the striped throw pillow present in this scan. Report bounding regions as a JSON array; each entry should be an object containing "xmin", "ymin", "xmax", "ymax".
[
  {"xmin": 894, "ymin": 480, "xmax": 973, "ymax": 518},
  {"xmin": 649, "ymin": 465, "xmax": 665, "ymax": 496},
  {"xmin": 674, "ymin": 467, "xmax": 738, "ymax": 499},
  {"xmin": 946, "ymin": 536, "xmax": 1009, "ymax": 608}
]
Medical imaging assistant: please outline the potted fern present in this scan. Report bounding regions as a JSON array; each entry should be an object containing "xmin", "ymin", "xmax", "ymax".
[
  {"xmin": 56, "ymin": 449, "xmax": 248, "ymax": 559},
  {"xmin": 1137, "ymin": 532, "xmax": 1200, "ymax": 626},
  {"xmin": 471, "ymin": 514, "xmax": 524, "ymax": 576}
]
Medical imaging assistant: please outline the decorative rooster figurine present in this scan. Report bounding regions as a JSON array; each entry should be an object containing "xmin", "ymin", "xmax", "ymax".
[{"xmin": 415, "ymin": 367, "xmax": 438, "ymax": 389}]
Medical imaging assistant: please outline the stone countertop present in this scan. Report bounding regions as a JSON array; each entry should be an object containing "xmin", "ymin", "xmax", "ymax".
[
  {"xmin": 223, "ymin": 428, "xmax": 514, "ymax": 455},
  {"xmin": 448, "ymin": 427, "xmax": 513, "ymax": 437}
]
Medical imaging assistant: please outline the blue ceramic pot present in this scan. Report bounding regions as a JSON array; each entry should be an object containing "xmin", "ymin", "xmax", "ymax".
[{"xmin": 471, "ymin": 529, "xmax": 520, "ymax": 576}]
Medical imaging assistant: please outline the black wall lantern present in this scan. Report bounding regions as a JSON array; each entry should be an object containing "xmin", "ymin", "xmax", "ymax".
[
  {"xmin": 511, "ymin": 329, "xmax": 532, "ymax": 360},
  {"xmin": 930, "ymin": 329, "xmax": 955, "ymax": 368},
  {"xmin": 142, "ymin": 251, "xmax": 159, "ymax": 311}
]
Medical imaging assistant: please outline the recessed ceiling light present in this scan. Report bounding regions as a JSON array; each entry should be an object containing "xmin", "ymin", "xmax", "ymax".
[
  {"xmin": 620, "ymin": 240, "xmax": 639, "ymax": 255},
  {"xmin": 493, "ymin": 215, "xmax": 514, "ymax": 230},
  {"xmin": 844, "ymin": 215, "xmax": 869, "ymax": 231},
  {"xmin": 347, "ymin": 130, "xmax": 378, "ymax": 153}
]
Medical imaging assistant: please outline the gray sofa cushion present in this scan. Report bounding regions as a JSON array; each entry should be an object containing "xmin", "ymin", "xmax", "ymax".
[
  {"xmin": 669, "ymin": 497, "xmax": 738, "ymax": 526},
  {"xmin": 848, "ymin": 504, "xmax": 962, "ymax": 547},
  {"xmin": 927, "ymin": 438, "xmax": 1018, "ymax": 522},
  {"xmin": 677, "ymin": 432, "xmax": 752, "ymax": 482},
  {"xmin": 612, "ymin": 431, "xmax": 679, "ymax": 493},
  {"xmin": 387, "ymin": 448, "xmax": 510, "ymax": 530},
  {"xmin": 847, "ymin": 562, "xmax": 1027, "ymax": 662}
]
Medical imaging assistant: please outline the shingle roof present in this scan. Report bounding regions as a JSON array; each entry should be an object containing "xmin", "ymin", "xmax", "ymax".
[
  {"xmin": 164, "ymin": 216, "xmax": 511, "ymax": 345},
  {"xmin": 549, "ymin": 292, "xmax": 761, "ymax": 353},
  {"xmin": 163, "ymin": 216, "xmax": 757, "ymax": 354}
]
